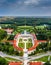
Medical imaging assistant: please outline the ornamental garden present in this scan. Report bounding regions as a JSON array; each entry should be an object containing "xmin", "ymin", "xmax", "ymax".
[{"xmin": 0, "ymin": 17, "xmax": 51, "ymax": 65}]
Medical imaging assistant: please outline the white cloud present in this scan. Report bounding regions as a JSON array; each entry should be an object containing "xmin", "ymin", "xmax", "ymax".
[{"xmin": 24, "ymin": 0, "xmax": 41, "ymax": 5}]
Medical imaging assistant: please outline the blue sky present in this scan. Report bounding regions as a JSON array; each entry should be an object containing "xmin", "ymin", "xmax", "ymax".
[{"xmin": 0, "ymin": 0, "xmax": 51, "ymax": 16}]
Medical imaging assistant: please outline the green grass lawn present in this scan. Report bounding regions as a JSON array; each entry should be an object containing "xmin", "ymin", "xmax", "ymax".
[
  {"xmin": 18, "ymin": 43, "xmax": 25, "ymax": 49},
  {"xmin": 36, "ymin": 25, "xmax": 45, "ymax": 29},
  {"xmin": 18, "ymin": 42, "xmax": 33, "ymax": 49},
  {"xmin": 0, "ymin": 57, "xmax": 8, "ymax": 65},
  {"xmin": 5, "ymin": 57, "xmax": 20, "ymax": 62},
  {"xmin": 14, "ymin": 25, "xmax": 45, "ymax": 34},
  {"xmin": 32, "ymin": 56, "xmax": 51, "ymax": 62},
  {"xmin": 26, "ymin": 38, "xmax": 33, "ymax": 49},
  {"xmin": 18, "ymin": 26, "xmax": 33, "ymax": 29},
  {"xmin": 19, "ymin": 25, "xmax": 45, "ymax": 29},
  {"xmin": 26, "ymin": 43, "xmax": 33, "ymax": 49}
]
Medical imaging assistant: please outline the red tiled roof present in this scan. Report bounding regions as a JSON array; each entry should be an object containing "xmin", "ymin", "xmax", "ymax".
[
  {"xmin": 37, "ymin": 40, "xmax": 47, "ymax": 43},
  {"xmin": 14, "ymin": 33, "xmax": 47, "ymax": 51},
  {"xmin": 9, "ymin": 62, "xmax": 22, "ymax": 65},
  {"xmin": 13, "ymin": 40, "xmax": 23, "ymax": 51},
  {"xmin": 29, "ymin": 62, "xmax": 42, "ymax": 65},
  {"xmin": 4, "ymin": 28, "xmax": 13, "ymax": 33}
]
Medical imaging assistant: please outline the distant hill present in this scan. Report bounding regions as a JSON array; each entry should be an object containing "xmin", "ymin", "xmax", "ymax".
[{"xmin": 0, "ymin": 17, "xmax": 51, "ymax": 26}]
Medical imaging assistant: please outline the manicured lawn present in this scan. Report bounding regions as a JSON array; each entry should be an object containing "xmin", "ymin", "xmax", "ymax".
[
  {"xmin": 18, "ymin": 42, "xmax": 33, "ymax": 49},
  {"xmin": 33, "ymin": 56, "xmax": 51, "ymax": 62},
  {"xmin": 36, "ymin": 25, "xmax": 45, "ymax": 29},
  {"xmin": 26, "ymin": 38, "xmax": 33, "ymax": 49},
  {"xmin": 5, "ymin": 57, "xmax": 20, "ymax": 62},
  {"xmin": 18, "ymin": 43, "xmax": 25, "ymax": 49},
  {"xmin": 0, "ymin": 57, "xmax": 8, "ymax": 65},
  {"xmin": 26, "ymin": 43, "xmax": 33, "ymax": 49},
  {"xmin": 18, "ymin": 26, "xmax": 33, "ymax": 29}
]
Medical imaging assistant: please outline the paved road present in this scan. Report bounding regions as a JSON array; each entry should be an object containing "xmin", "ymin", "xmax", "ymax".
[
  {"xmin": 0, "ymin": 51, "xmax": 51, "ymax": 61},
  {"xmin": 0, "ymin": 51, "xmax": 23, "ymax": 61},
  {"xmin": 29, "ymin": 52, "xmax": 51, "ymax": 61}
]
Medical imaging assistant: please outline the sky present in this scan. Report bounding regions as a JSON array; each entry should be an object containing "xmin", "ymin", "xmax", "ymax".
[{"xmin": 0, "ymin": 0, "xmax": 51, "ymax": 16}]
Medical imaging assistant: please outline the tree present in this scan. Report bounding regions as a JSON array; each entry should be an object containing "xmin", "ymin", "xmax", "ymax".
[
  {"xmin": 32, "ymin": 19, "xmax": 38, "ymax": 34},
  {"xmin": 45, "ymin": 31, "xmax": 51, "ymax": 62},
  {"xmin": 0, "ymin": 29, "xmax": 7, "ymax": 41},
  {"xmin": 46, "ymin": 31, "xmax": 51, "ymax": 44},
  {"xmin": 19, "ymin": 51, "xmax": 24, "ymax": 56},
  {"xmin": 44, "ymin": 61, "xmax": 51, "ymax": 65},
  {"xmin": 9, "ymin": 46, "xmax": 14, "ymax": 54},
  {"xmin": 0, "ymin": 57, "xmax": 8, "ymax": 65}
]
